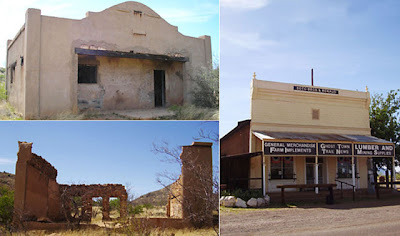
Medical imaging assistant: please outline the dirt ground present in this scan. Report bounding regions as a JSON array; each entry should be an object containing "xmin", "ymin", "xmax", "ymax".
[{"xmin": 220, "ymin": 197, "xmax": 400, "ymax": 236}]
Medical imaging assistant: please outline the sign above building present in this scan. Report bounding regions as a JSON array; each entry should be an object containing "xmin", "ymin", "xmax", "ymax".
[
  {"xmin": 264, "ymin": 141, "xmax": 395, "ymax": 157},
  {"xmin": 318, "ymin": 143, "xmax": 352, "ymax": 156},
  {"xmin": 264, "ymin": 142, "xmax": 316, "ymax": 156},
  {"xmin": 354, "ymin": 144, "xmax": 395, "ymax": 157},
  {"xmin": 294, "ymin": 85, "xmax": 339, "ymax": 95}
]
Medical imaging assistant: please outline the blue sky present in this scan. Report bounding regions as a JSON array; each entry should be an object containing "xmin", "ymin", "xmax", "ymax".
[
  {"xmin": 0, "ymin": 0, "xmax": 219, "ymax": 66},
  {"xmin": 0, "ymin": 121, "xmax": 219, "ymax": 198},
  {"xmin": 220, "ymin": 0, "xmax": 400, "ymax": 136}
]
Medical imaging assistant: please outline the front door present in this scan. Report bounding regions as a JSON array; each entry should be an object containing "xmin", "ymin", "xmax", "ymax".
[
  {"xmin": 306, "ymin": 158, "xmax": 323, "ymax": 184},
  {"xmin": 154, "ymin": 70, "xmax": 166, "ymax": 107}
]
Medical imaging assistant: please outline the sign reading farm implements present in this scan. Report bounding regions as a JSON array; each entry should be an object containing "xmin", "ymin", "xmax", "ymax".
[
  {"xmin": 318, "ymin": 143, "xmax": 352, "ymax": 156},
  {"xmin": 294, "ymin": 86, "xmax": 339, "ymax": 94},
  {"xmin": 354, "ymin": 144, "xmax": 394, "ymax": 157},
  {"xmin": 264, "ymin": 142, "xmax": 316, "ymax": 155}
]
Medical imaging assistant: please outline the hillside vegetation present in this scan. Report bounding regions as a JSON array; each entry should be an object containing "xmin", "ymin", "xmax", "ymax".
[{"xmin": 132, "ymin": 185, "xmax": 170, "ymax": 207}]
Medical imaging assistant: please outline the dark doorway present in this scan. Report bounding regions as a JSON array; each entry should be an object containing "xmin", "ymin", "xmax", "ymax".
[{"xmin": 154, "ymin": 70, "xmax": 165, "ymax": 107}]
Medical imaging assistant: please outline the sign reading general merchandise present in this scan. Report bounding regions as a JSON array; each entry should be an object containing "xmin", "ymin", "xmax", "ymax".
[
  {"xmin": 264, "ymin": 142, "xmax": 316, "ymax": 155},
  {"xmin": 294, "ymin": 85, "xmax": 339, "ymax": 94},
  {"xmin": 354, "ymin": 144, "xmax": 395, "ymax": 157},
  {"xmin": 318, "ymin": 143, "xmax": 352, "ymax": 156}
]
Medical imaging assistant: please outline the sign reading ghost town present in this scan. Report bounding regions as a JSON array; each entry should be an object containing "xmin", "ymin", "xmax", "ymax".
[
  {"xmin": 264, "ymin": 142, "xmax": 316, "ymax": 156},
  {"xmin": 318, "ymin": 143, "xmax": 352, "ymax": 156},
  {"xmin": 294, "ymin": 86, "xmax": 339, "ymax": 94},
  {"xmin": 353, "ymin": 144, "xmax": 394, "ymax": 157}
]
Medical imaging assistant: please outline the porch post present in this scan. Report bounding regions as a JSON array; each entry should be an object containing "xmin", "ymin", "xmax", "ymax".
[
  {"xmin": 392, "ymin": 156, "xmax": 396, "ymax": 190},
  {"xmin": 262, "ymin": 154, "xmax": 266, "ymax": 196},
  {"xmin": 315, "ymin": 155, "xmax": 319, "ymax": 194},
  {"xmin": 351, "ymin": 156, "xmax": 355, "ymax": 191},
  {"xmin": 262, "ymin": 140, "xmax": 266, "ymax": 196}
]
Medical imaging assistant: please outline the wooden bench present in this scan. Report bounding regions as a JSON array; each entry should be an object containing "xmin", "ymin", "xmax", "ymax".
[{"xmin": 276, "ymin": 184, "xmax": 337, "ymax": 205}]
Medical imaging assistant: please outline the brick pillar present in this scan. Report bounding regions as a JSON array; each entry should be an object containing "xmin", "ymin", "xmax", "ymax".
[
  {"xmin": 180, "ymin": 142, "xmax": 213, "ymax": 227},
  {"xmin": 102, "ymin": 197, "xmax": 110, "ymax": 221},
  {"xmin": 13, "ymin": 142, "xmax": 33, "ymax": 225},
  {"xmin": 120, "ymin": 194, "xmax": 128, "ymax": 219},
  {"xmin": 82, "ymin": 196, "xmax": 92, "ymax": 222}
]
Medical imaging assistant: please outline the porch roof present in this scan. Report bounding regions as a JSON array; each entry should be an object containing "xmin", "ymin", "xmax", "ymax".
[
  {"xmin": 75, "ymin": 48, "xmax": 189, "ymax": 62},
  {"xmin": 253, "ymin": 131, "xmax": 392, "ymax": 144}
]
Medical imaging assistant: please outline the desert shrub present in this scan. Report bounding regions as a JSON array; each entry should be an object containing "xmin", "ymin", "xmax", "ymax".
[
  {"xmin": 0, "ymin": 186, "xmax": 14, "ymax": 228},
  {"xmin": 0, "ymin": 81, "xmax": 6, "ymax": 101},
  {"xmin": 191, "ymin": 66, "xmax": 219, "ymax": 108},
  {"xmin": 128, "ymin": 205, "xmax": 144, "ymax": 215},
  {"xmin": 110, "ymin": 198, "xmax": 120, "ymax": 212},
  {"xmin": 221, "ymin": 189, "xmax": 263, "ymax": 202}
]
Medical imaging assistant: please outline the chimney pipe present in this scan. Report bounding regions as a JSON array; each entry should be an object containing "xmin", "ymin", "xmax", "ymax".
[{"xmin": 311, "ymin": 68, "xmax": 314, "ymax": 86}]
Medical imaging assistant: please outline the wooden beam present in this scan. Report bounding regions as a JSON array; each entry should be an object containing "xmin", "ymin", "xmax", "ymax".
[{"xmin": 75, "ymin": 48, "xmax": 189, "ymax": 62}]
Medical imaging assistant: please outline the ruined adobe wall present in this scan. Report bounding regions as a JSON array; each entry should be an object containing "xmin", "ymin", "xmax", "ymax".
[
  {"xmin": 166, "ymin": 142, "xmax": 213, "ymax": 227},
  {"xmin": 59, "ymin": 184, "xmax": 128, "ymax": 221},
  {"xmin": 8, "ymin": 1, "xmax": 211, "ymax": 118},
  {"xmin": 166, "ymin": 176, "xmax": 183, "ymax": 218},
  {"xmin": 13, "ymin": 142, "xmax": 127, "ymax": 225},
  {"xmin": 13, "ymin": 142, "xmax": 64, "ymax": 223}
]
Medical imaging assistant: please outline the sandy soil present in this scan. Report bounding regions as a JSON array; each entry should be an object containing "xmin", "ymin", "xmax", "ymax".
[{"xmin": 220, "ymin": 198, "xmax": 400, "ymax": 236}]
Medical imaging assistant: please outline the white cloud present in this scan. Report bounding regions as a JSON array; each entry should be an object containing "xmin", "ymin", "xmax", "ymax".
[
  {"xmin": 223, "ymin": 31, "xmax": 279, "ymax": 50},
  {"xmin": 0, "ymin": 158, "xmax": 16, "ymax": 165},
  {"xmin": 221, "ymin": 0, "xmax": 270, "ymax": 10},
  {"xmin": 157, "ymin": 3, "xmax": 219, "ymax": 24}
]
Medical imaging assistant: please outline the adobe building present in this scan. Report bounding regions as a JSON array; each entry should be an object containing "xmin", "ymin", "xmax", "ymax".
[
  {"xmin": 221, "ymin": 78, "xmax": 395, "ymax": 200},
  {"xmin": 13, "ymin": 141, "xmax": 127, "ymax": 226},
  {"xmin": 5, "ymin": 1, "xmax": 212, "ymax": 119}
]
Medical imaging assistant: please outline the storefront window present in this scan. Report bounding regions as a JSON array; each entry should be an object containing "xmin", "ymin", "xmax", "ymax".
[
  {"xmin": 270, "ymin": 157, "xmax": 294, "ymax": 179},
  {"xmin": 337, "ymin": 157, "xmax": 357, "ymax": 178}
]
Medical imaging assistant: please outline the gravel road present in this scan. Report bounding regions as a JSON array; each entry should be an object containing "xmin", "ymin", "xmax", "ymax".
[{"xmin": 220, "ymin": 198, "xmax": 400, "ymax": 236}]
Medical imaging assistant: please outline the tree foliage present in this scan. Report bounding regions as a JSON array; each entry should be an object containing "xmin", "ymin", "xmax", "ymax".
[
  {"xmin": 0, "ymin": 186, "xmax": 14, "ymax": 228},
  {"xmin": 191, "ymin": 66, "xmax": 219, "ymax": 109},
  {"xmin": 369, "ymin": 89, "xmax": 400, "ymax": 168}
]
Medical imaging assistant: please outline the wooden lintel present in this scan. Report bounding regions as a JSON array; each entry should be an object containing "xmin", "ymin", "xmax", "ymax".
[{"xmin": 75, "ymin": 48, "xmax": 189, "ymax": 62}]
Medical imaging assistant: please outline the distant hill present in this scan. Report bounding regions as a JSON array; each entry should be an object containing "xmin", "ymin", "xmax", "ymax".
[
  {"xmin": 0, "ymin": 171, "xmax": 15, "ymax": 191},
  {"xmin": 132, "ymin": 185, "xmax": 171, "ymax": 207}
]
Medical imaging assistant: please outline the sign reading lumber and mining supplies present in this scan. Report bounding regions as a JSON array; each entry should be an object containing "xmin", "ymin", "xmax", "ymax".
[
  {"xmin": 353, "ymin": 144, "xmax": 394, "ymax": 157},
  {"xmin": 264, "ymin": 142, "xmax": 316, "ymax": 155},
  {"xmin": 293, "ymin": 85, "xmax": 339, "ymax": 94},
  {"xmin": 318, "ymin": 143, "xmax": 352, "ymax": 156}
]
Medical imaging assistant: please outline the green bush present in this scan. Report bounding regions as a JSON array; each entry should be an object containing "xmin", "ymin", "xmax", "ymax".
[
  {"xmin": 0, "ymin": 186, "xmax": 14, "ymax": 227},
  {"xmin": 109, "ymin": 198, "xmax": 120, "ymax": 211},
  {"xmin": 191, "ymin": 66, "xmax": 219, "ymax": 108},
  {"xmin": 128, "ymin": 205, "xmax": 144, "ymax": 215},
  {"xmin": 0, "ymin": 81, "xmax": 6, "ymax": 101},
  {"xmin": 221, "ymin": 189, "xmax": 263, "ymax": 202}
]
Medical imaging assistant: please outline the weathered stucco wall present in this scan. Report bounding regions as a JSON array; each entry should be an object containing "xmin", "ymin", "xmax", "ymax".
[
  {"xmin": 77, "ymin": 56, "xmax": 184, "ymax": 110},
  {"xmin": 6, "ymin": 26, "xmax": 26, "ymax": 115},
  {"xmin": 7, "ymin": 1, "xmax": 211, "ymax": 118}
]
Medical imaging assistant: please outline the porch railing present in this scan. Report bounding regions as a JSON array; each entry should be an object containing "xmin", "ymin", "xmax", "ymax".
[{"xmin": 335, "ymin": 179, "xmax": 356, "ymax": 201}]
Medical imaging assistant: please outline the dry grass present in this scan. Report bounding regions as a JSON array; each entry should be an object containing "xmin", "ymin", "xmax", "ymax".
[
  {"xmin": 0, "ymin": 101, "xmax": 23, "ymax": 120},
  {"xmin": 11, "ymin": 226, "xmax": 217, "ymax": 236},
  {"xmin": 136, "ymin": 206, "xmax": 166, "ymax": 218},
  {"xmin": 163, "ymin": 105, "xmax": 219, "ymax": 120}
]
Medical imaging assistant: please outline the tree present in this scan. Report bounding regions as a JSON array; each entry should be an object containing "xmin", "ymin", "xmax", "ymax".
[
  {"xmin": 369, "ymin": 89, "xmax": 400, "ymax": 182},
  {"xmin": 191, "ymin": 66, "xmax": 219, "ymax": 109},
  {"xmin": 0, "ymin": 186, "xmax": 14, "ymax": 232}
]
